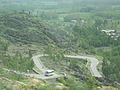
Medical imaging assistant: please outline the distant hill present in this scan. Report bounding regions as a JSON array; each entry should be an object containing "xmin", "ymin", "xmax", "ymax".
[
  {"xmin": 82, "ymin": 0, "xmax": 120, "ymax": 5},
  {"xmin": 0, "ymin": 13, "xmax": 71, "ymax": 47}
]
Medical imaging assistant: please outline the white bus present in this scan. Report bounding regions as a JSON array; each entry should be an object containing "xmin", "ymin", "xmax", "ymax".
[{"xmin": 45, "ymin": 70, "xmax": 54, "ymax": 76}]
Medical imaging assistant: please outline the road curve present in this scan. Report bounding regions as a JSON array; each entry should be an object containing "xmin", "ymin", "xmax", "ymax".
[
  {"xmin": 64, "ymin": 55, "xmax": 102, "ymax": 77},
  {"xmin": 32, "ymin": 54, "xmax": 63, "ymax": 79},
  {"xmin": 32, "ymin": 54, "xmax": 47, "ymax": 73},
  {"xmin": 3, "ymin": 54, "xmax": 102, "ymax": 80},
  {"xmin": 32, "ymin": 54, "xmax": 102, "ymax": 78}
]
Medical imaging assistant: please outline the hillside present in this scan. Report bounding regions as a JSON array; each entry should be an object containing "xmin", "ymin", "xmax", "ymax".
[
  {"xmin": 0, "ymin": 0, "xmax": 120, "ymax": 89},
  {"xmin": 82, "ymin": 0, "xmax": 120, "ymax": 5},
  {"xmin": 0, "ymin": 13, "xmax": 70, "ymax": 47}
]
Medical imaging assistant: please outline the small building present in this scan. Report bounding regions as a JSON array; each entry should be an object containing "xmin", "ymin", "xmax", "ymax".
[
  {"xmin": 101, "ymin": 29, "xmax": 116, "ymax": 33},
  {"xmin": 71, "ymin": 20, "xmax": 77, "ymax": 23},
  {"xmin": 101, "ymin": 29, "xmax": 116, "ymax": 36}
]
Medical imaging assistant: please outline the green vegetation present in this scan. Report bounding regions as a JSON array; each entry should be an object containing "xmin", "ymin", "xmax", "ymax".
[
  {"xmin": 42, "ymin": 46, "xmax": 100, "ymax": 89},
  {"xmin": 98, "ymin": 46, "xmax": 120, "ymax": 82},
  {"xmin": 0, "ymin": 68, "xmax": 49, "ymax": 90},
  {"xmin": 0, "ymin": 37, "xmax": 9, "ymax": 51},
  {"xmin": 57, "ymin": 77, "xmax": 99, "ymax": 90},
  {"xmin": 0, "ymin": 52, "xmax": 33, "ymax": 72},
  {"xmin": 0, "ymin": 68, "xmax": 25, "ymax": 81},
  {"xmin": 0, "ymin": 13, "xmax": 70, "ymax": 47},
  {"xmin": 0, "ymin": 0, "xmax": 120, "ymax": 89}
]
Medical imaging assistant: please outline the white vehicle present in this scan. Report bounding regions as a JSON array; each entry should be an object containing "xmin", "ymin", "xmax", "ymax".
[{"xmin": 45, "ymin": 70, "xmax": 54, "ymax": 76}]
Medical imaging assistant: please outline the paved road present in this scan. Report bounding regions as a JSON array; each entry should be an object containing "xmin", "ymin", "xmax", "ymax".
[
  {"xmin": 33, "ymin": 54, "xmax": 102, "ymax": 78},
  {"xmin": 64, "ymin": 55, "xmax": 102, "ymax": 77},
  {"xmin": 32, "ymin": 54, "xmax": 48, "ymax": 73},
  {"xmin": 32, "ymin": 54, "xmax": 63, "ymax": 79},
  {"xmin": 3, "ymin": 68, "xmax": 61, "ymax": 80},
  {"xmin": 3, "ymin": 54, "xmax": 102, "ymax": 80}
]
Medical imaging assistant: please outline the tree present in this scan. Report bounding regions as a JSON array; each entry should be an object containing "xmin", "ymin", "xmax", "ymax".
[{"xmin": 28, "ymin": 49, "xmax": 32, "ymax": 58}]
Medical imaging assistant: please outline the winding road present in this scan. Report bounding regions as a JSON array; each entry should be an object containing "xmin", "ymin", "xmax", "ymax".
[
  {"xmin": 64, "ymin": 55, "xmax": 102, "ymax": 77},
  {"xmin": 4, "ymin": 54, "xmax": 102, "ymax": 80},
  {"xmin": 32, "ymin": 54, "xmax": 63, "ymax": 79},
  {"xmin": 33, "ymin": 54, "xmax": 102, "ymax": 78}
]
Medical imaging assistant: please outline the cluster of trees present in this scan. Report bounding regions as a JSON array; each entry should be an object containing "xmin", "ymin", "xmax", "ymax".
[
  {"xmin": 94, "ymin": 12, "xmax": 120, "ymax": 19},
  {"xmin": 63, "ymin": 13, "xmax": 90, "ymax": 22},
  {"xmin": 39, "ymin": 12, "xmax": 58, "ymax": 20},
  {"xmin": 44, "ymin": 44, "xmax": 64, "ymax": 62},
  {"xmin": 82, "ymin": 0, "xmax": 120, "ymax": 6},
  {"xmin": 72, "ymin": 18, "xmax": 120, "ymax": 50},
  {"xmin": 64, "ymin": 14, "xmax": 82, "ymax": 22},
  {"xmin": 80, "ymin": 7, "xmax": 95, "ymax": 12},
  {"xmin": 101, "ymin": 46, "xmax": 120, "ymax": 82},
  {"xmin": 0, "ymin": 52, "xmax": 33, "ymax": 72},
  {"xmin": 0, "ymin": 38, "xmax": 8, "ymax": 51},
  {"xmin": 57, "ymin": 76, "xmax": 99, "ymax": 90}
]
